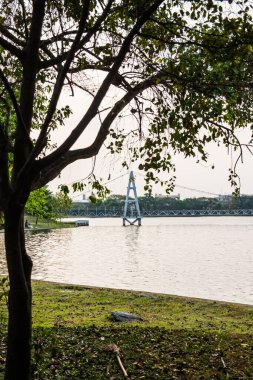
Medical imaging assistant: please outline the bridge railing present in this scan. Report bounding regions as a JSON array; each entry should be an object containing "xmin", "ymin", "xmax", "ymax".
[{"xmin": 65, "ymin": 208, "xmax": 253, "ymax": 217}]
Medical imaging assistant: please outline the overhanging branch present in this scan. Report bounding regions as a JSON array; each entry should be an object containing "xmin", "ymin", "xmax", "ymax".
[
  {"xmin": 32, "ymin": 68, "xmax": 171, "ymax": 187},
  {"xmin": 36, "ymin": 0, "xmax": 165, "ymax": 172}
]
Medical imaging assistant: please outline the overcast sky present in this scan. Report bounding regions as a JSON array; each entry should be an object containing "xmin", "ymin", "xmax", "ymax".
[
  {"xmin": 47, "ymin": 87, "xmax": 253, "ymax": 200},
  {"xmin": 43, "ymin": 1, "xmax": 253, "ymax": 200}
]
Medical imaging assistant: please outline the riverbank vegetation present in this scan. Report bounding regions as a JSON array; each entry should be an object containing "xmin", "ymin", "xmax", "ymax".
[
  {"xmin": 0, "ymin": 281, "xmax": 252, "ymax": 379},
  {"xmin": 25, "ymin": 188, "xmax": 72, "ymax": 224},
  {"xmin": 0, "ymin": 218, "xmax": 75, "ymax": 234},
  {"xmin": 26, "ymin": 218, "xmax": 75, "ymax": 231}
]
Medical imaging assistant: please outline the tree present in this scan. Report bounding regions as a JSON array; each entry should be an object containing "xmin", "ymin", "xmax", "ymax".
[
  {"xmin": 54, "ymin": 191, "xmax": 73, "ymax": 219},
  {"xmin": 25, "ymin": 187, "xmax": 50, "ymax": 224},
  {"xmin": 25, "ymin": 187, "xmax": 69, "ymax": 224},
  {"xmin": 0, "ymin": 0, "xmax": 253, "ymax": 378}
]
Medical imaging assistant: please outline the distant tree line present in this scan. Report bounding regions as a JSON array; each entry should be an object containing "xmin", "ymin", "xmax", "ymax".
[{"xmin": 69, "ymin": 194, "xmax": 253, "ymax": 214}]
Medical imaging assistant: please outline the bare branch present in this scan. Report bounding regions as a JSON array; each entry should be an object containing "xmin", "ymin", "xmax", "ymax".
[
  {"xmin": 206, "ymin": 119, "xmax": 248, "ymax": 174},
  {"xmin": 66, "ymin": 78, "xmax": 95, "ymax": 97}
]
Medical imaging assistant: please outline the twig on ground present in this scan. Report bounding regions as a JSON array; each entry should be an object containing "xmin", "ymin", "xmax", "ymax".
[
  {"xmin": 106, "ymin": 343, "xmax": 128, "ymax": 378},
  {"xmin": 221, "ymin": 357, "xmax": 226, "ymax": 369}
]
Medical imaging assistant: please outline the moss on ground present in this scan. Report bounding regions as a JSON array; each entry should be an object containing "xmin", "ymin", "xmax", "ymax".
[{"xmin": 0, "ymin": 281, "xmax": 253, "ymax": 379}]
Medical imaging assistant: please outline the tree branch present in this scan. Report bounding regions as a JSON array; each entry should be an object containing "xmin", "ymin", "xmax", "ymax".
[
  {"xmin": 0, "ymin": 36, "xmax": 24, "ymax": 60},
  {"xmin": 72, "ymin": 71, "xmax": 168, "ymax": 158},
  {"xmin": 205, "ymin": 118, "xmax": 250, "ymax": 174},
  {"xmin": 39, "ymin": 0, "xmax": 115, "ymax": 70},
  {"xmin": 137, "ymin": 32, "xmax": 225, "ymax": 50},
  {"xmin": 19, "ymin": 0, "xmax": 46, "ymax": 131},
  {"xmin": 0, "ymin": 123, "xmax": 11, "ymax": 201},
  {"xmin": 32, "ymin": 68, "xmax": 170, "ymax": 187},
  {"xmin": 31, "ymin": 0, "xmax": 91, "ymax": 158},
  {"xmin": 18, "ymin": 0, "xmax": 29, "ymax": 39},
  {"xmin": 149, "ymin": 17, "xmax": 224, "ymax": 39},
  {"xmin": 0, "ymin": 69, "xmax": 31, "ymax": 145},
  {"xmin": 0, "ymin": 24, "xmax": 25, "ymax": 47},
  {"xmin": 41, "ymin": 30, "xmax": 79, "ymax": 46},
  {"xmin": 36, "ymin": 0, "xmax": 165, "ymax": 172},
  {"xmin": 12, "ymin": 0, "xmax": 46, "ymax": 185}
]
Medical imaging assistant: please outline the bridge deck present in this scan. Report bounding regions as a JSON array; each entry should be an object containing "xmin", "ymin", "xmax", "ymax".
[{"xmin": 66, "ymin": 209, "xmax": 253, "ymax": 218}]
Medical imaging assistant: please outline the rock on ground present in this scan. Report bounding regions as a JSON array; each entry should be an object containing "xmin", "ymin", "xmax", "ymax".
[{"xmin": 111, "ymin": 311, "xmax": 142, "ymax": 322}]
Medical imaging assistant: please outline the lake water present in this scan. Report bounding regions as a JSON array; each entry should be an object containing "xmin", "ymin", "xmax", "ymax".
[{"xmin": 0, "ymin": 217, "xmax": 253, "ymax": 305}]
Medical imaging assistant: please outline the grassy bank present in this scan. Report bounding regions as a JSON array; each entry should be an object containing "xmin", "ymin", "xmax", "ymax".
[
  {"xmin": 0, "ymin": 217, "xmax": 76, "ymax": 234},
  {"xmin": 24, "ymin": 215, "xmax": 76, "ymax": 230},
  {"xmin": 0, "ymin": 281, "xmax": 253, "ymax": 379}
]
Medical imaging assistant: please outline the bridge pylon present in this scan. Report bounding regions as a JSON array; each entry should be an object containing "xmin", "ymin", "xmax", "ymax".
[{"xmin": 123, "ymin": 171, "xmax": 142, "ymax": 226}]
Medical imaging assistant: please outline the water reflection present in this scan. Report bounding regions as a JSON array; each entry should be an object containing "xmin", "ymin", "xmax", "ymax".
[
  {"xmin": 124, "ymin": 227, "xmax": 140, "ymax": 277},
  {"xmin": 0, "ymin": 217, "xmax": 253, "ymax": 305}
]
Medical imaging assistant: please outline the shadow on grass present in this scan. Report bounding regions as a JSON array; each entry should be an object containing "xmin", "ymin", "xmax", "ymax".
[
  {"xmin": 1, "ymin": 282, "xmax": 253, "ymax": 379},
  {"xmin": 1, "ymin": 325, "xmax": 252, "ymax": 380}
]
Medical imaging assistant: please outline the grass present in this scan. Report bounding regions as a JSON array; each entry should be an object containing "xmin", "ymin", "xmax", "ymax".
[
  {"xmin": 1, "ymin": 281, "xmax": 253, "ymax": 379},
  {"xmin": 0, "ymin": 217, "xmax": 76, "ymax": 234},
  {"xmin": 25, "ymin": 215, "xmax": 76, "ymax": 231}
]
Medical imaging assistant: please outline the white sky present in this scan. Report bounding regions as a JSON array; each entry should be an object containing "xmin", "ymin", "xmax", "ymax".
[
  {"xmin": 44, "ymin": 1, "xmax": 253, "ymax": 200},
  {"xmin": 48, "ymin": 88, "xmax": 253, "ymax": 200}
]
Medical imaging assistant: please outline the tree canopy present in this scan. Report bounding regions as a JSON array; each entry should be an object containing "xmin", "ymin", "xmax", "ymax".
[
  {"xmin": 0, "ymin": 0, "xmax": 252, "ymax": 198},
  {"xmin": 0, "ymin": 0, "xmax": 253, "ymax": 378},
  {"xmin": 25, "ymin": 187, "xmax": 72, "ymax": 223},
  {"xmin": 25, "ymin": 187, "xmax": 51, "ymax": 223}
]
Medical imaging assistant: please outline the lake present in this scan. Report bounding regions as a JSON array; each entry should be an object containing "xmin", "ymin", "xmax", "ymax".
[{"xmin": 0, "ymin": 217, "xmax": 253, "ymax": 305}]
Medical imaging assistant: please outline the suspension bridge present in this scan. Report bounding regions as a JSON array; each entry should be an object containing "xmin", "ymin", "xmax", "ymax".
[
  {"xmin": 66, "ymin": 207, "xmax": 253, "ymax": 218},
  {"xmin": 66, "ymin": 171, "xmax": 253, "ymax": 220},
  {"xmin": 70, "ymin": 171, "xmax": 224, "ymax": 200}
]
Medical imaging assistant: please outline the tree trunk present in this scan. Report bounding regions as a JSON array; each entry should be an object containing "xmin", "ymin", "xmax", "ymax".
[{"xmin": 4, "ymin": 205, "xmax": 33, "ymax": 380}]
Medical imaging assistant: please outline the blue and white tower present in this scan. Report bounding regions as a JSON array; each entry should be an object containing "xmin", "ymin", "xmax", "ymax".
[{"xmin": 123, "ymin": 171, "xmax": 142, "ymax": 226}]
